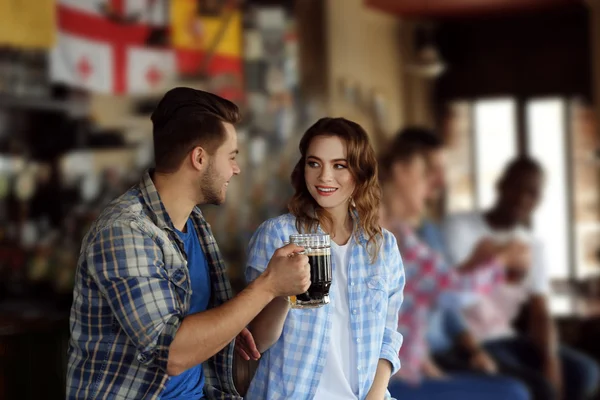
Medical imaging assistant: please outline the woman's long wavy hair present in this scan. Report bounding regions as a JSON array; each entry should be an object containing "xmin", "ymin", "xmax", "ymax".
[{"xmin": 288, "ymin": 117, "xmax": 383, "ymax": 263}]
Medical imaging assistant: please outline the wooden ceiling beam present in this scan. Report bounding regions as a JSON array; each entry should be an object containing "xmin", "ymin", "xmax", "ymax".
[{"xmin": 365, "ymin": 0, "xmax": 582, "ymax": 18}]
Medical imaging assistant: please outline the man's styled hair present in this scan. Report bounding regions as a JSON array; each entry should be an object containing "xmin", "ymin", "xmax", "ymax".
[{"xmin": 151, "ymin": 87, "xmax": 241, "ymax": 173}]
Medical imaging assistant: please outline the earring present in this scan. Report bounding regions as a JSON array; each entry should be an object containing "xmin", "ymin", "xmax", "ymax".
[{"xmin": 349, "ymin": 196, "xmax": 356, "ymax": 208}]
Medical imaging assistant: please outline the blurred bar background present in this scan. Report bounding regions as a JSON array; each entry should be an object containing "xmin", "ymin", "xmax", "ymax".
[{"xmin": 1, "ymin": 0, "xmax": 600, "ymax": 398}]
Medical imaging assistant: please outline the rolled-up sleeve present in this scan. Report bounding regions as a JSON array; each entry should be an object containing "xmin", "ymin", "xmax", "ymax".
[
  {"xmin": 380, "ymin": 233, "xmax": 405, "ymax": 375},
  {"xmin": 86, "ymin": 220, "xmax": 183, "ymax": 373}
]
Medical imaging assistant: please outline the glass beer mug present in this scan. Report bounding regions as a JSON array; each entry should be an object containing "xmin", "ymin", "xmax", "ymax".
[{"xmin": 287, "ymin": 233, "xmax": 332, "ymax": 309}]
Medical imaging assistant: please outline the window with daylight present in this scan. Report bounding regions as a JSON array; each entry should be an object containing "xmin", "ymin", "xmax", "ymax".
[
  {"xmin": 473, "ymin": 98, "xmax": 517, "ymax": 210},
  {"xmin": 526, "ymin": 99, "xmax": 569, "ymax": 280}
]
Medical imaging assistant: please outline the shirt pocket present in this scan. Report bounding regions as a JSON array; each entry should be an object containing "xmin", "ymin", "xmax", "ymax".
[
  {"xmin": 164, "ymin": 266, "xmax": 190, "ymax": 317},
  {"xmin": 132, "ymin": 218, "xmax": 190, "ymax": 311},
  {"xmin": 168, "ymin": 265, "xmax": 188, "ymax": 290},
  {"xmin": 367, "ymin": 274, "xmax": 388, "ymax": 315},
  {"xmin": 158, "ymin": 236, "xmax": 191, "ymax": 305}
]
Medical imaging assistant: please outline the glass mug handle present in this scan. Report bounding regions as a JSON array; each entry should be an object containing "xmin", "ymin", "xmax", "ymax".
[
  {"xmin": 283, "ymin": 240, "xmax": 307, "ymax": 307},
  {"xmin": 283, "ymin": 240, "xmax": 308, "ymax": 255}
]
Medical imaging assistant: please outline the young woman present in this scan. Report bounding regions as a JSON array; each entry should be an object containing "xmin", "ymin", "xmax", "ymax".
[
  {"xmin": 378, "ymin": 134, "xmax": 530, "ymax": 400},
  {"xmin": 244, "ymin": 117, "xmax": 404, "ymax": 399}
]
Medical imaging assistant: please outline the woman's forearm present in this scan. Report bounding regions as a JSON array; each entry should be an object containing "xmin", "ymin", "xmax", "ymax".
[
  {"xmin": 248, "ymin": 296, "xmax": 290, "ymax": 353},
  {"xmin": 366, "ymin": 359, "xmax": 392, "ymax": 399}
]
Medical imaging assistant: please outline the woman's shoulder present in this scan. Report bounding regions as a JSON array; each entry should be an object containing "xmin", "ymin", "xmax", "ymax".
[
  {"xmin": 253, "ymin": 213, "xmax": 298, "ymax": 237},
  {"xmin": 380, "ymin": 227, "xmax": 396, "ymax": 245},
  {"xmin": 368, "ymin": 227, "xmax": 399, "ymax": 263},
  {"xmin": 262, "ymin": 213, "xmax": 296, "ymax": 227},
  {"xmin": 247, "ymin": 214, "xmax": 298, "ymax": 260},
  {"xmin": 368, "ymin": 228, "xmax": 404, "ymax": 280}
]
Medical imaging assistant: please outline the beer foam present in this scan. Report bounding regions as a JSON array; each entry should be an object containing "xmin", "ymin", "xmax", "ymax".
[{"xmin": 307, "ymin": 248, "xmax": 330, "ymax": 256}]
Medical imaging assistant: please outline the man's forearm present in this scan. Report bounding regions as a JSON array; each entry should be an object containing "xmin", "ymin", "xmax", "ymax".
[
  {"xmin": 532, "ymin": 314, "xmax": 558, "ymax": 361},
  {"xmin": 457, "ymin": 331, "xmax": 482, "ymax": 355},
  {"xmin": 366, "ymin": 359, "xmax": 392, "ymax": 400},
  {"xmin": 167, "ymin": 275, "xmax": 275, "ymax": 375},
  {"xmin": 248, "ymin": 296, "xmax": 290, "ymax": 353},
  {"xmin": 529, "ymin": 295, "xmax": 559, "ymax": 370},
  {"xmin": 530, "ymin": 307, "xmax": 562, "ymax": 395}
]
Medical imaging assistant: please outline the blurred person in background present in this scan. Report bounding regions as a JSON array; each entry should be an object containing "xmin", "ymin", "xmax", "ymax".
[
  {"xmin": 244, "ymin": 117, "xmax": 404, "ymax": 400},
  {"xmin": 66, "ymin": 87, "xmax": 310, "ymax": 400},
  {"xmin": 379, "ymin": 133, "xmax": 530, "ymax": 400},
  {"xmin": 395, "ymin": 128, "xmax": 449, "ymax": 257},
  {"xmin": 443, "ymin": 157, "xmax": 600, "ymax": 400},
  {"xmin": 392, "ymin": 127, "xmax": 504, "ymax": 372},
  {"xmin": 391, "ymin": 128, "xmax": 463, "ymax": 363}
]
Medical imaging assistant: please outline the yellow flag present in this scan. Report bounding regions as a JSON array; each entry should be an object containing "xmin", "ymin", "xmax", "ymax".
[
  {"xmin": 0, "ymin": 0, "xmax": 57, "ymax": 49},
  {"xmin": 170, "ymin": 0, "xmax": 242, "ymax": 58}
]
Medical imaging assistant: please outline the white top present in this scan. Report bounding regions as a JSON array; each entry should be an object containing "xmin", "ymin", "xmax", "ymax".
[
  {"xmin": 442, "ymin": 211, "xmax": 550, "ymax": 341},
  {"xmin": 313, "ymin": 239, "xmax": 359, "ymax": 400}
]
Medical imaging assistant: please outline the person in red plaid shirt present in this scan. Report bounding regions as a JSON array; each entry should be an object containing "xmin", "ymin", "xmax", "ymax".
[{"xmin": 378, "ymin": 133, "xmax": 530, "ymax": 400}]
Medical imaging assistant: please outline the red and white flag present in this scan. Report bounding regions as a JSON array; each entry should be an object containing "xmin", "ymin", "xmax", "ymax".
[
  {"xmin": 50, "ymin": 0, "xmax": 174, "ymax": 95},
  {"xmin": 55, "ymin": 0, "xmax": 168, "ymax": 24},
  {"xmin": 51, "ymin": 32, "xmax": 114, "ymax": 94},
  {"xmin": 125, "ymin": 0, "xmax": 168, "ymax": 26},
  {"xmin": 127, "ymin": 46, "xmax": 176, "ymax": 94}
]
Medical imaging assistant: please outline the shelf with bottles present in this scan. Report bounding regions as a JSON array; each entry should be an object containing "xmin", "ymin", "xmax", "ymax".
[
  {"xmin": 0, "ymin": 48, "xmax": 49, "ymax": 98},
  {"xmin": 0, "ymin": 47, "xmax": 89, "ymax": 115},
  {"xmin": 0, "ymin": 93, "xmax": 85, "ymax": 114}
]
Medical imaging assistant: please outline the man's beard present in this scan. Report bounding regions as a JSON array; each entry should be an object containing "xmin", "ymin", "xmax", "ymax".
[{"xmin": 199, "ymin": 162, "xmax": 224, "ymax": 206}]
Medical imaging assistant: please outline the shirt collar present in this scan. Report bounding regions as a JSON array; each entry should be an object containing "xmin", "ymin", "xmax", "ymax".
[{"xmin": 139, "ymin": 169, "xmax": 205, "ymax": 232}]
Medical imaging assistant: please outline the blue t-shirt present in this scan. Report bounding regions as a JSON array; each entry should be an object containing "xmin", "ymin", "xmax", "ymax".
[{"xmin": 160, "ymin": 218, "xmax": 212, "ymax": 400}]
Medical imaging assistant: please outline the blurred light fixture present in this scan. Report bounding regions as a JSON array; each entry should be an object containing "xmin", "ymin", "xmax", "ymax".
[{"xmin": 406, "ymin": 23, "xmax": 446, "ymax": 79}]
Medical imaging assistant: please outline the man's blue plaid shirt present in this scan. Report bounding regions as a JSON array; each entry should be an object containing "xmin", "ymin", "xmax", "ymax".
[{"xmin": 66, "ymin": 171, "xmax": 241, "ymax": 400}]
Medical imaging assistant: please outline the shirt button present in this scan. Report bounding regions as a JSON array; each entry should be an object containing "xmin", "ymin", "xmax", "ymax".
[
  {"xmin": 350, "ymin": 282, "xmax": 355, "ymax": 286},
  {"xmin": 357, "ymin": 366, "xmax": 361, "ymax": 371},
  {"xmin": 137, "ymin": 353, "xmax": 148, "ymax": 363},
  {"xmin": 356, "ymin": 338, "xmax": 361, "ymax": 343},
  {"xmin": 352, "ymin": 309, "xmax": 357, "ymax": 315}
]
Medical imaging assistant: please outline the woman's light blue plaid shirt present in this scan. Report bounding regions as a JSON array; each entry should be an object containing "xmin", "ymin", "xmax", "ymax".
[{"xmin": 245, "ymin": 214, "xmax": 405, "ymax": 400}]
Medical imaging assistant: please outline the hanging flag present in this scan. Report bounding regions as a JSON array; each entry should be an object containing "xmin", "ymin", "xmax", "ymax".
[
  {"xmin": 50, "ymin": 0, "xmax": 175, "ymax": 95},
  {"xmin": 127, "ymin": 46, "xmax": 176, "ymax": 94},
  {"xmin": 50, "ymin": 32, "xmax": 113, "ymax": 94},
  {"xmin": 125, "ymin": 0, "xmax": 169, "ymax": 26},
  {"xmin": 57, "ymin": 0, "xmax": 167, "ymax": 26},
  {"xmin": 0, "ymin": 0, "xmax": 57, "ymax": 49},
  {"xmin": 170, "ymin": 0, "xmax": 244, "ymax": 100}
]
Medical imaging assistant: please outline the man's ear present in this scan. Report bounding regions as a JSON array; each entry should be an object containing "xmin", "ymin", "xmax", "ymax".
[
  {"xmin": 190, "ymin": 146, "xmax": 207, "ymax": 171},
  {"xmin": 391, "ymin": 161, "xmax": 407, "ymax": 183}
]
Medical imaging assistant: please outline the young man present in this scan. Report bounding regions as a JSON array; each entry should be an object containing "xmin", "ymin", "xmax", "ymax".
[
  {"xmin": 393, "ymin": 127, "xmax": 501, "ymax": 373},
  {"xmin": 443, "ymin": 157, "xmax": 600, "ymax": 400},
  {"xmin": 392, "ymin": 128, "xmax": 448, "ymax": 256},
  {"xmin": 66, "ymin": 88, "xmax": 311, "ymax": 400}
]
